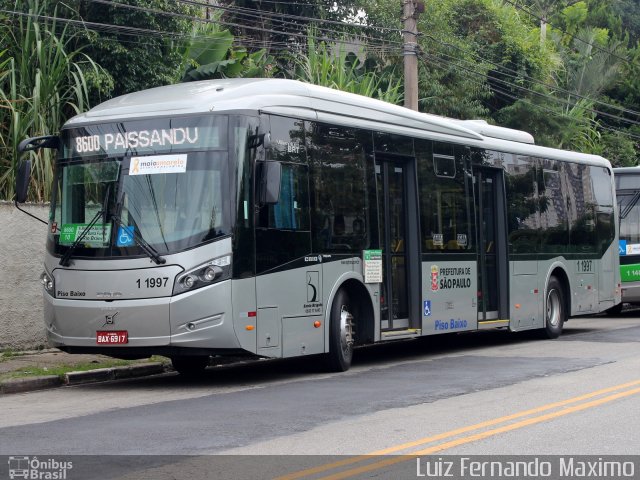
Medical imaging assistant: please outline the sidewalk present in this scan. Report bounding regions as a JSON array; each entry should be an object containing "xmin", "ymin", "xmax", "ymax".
[{"xmin": 0, "ymin": 349, "xmax": 168, "ymax": 394}]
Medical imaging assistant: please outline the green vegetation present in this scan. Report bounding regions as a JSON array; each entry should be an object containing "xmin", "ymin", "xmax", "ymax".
[
  {"xmin": 1, "ymin": 349, "xmax": 19, "ymax": 360},
  {"xmin": 0, "ymin": 355, "xmax": 169, "ymax": 381},
  {"xmin": 0, "ymin": 0, "xmax": 104, "ymax": 201},
  {"xmin": 0, "ymin": 359, "xmax": 132, "ymax": 381},
  {"xmin": 2, "ymin": 0, "xmax": 639, "ymax": 202},
  {"xmin": 291, "ymin": 33, "xmax": 402, "ymax": 104}
]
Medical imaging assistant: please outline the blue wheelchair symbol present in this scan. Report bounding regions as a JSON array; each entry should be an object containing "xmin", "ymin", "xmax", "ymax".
[
  {"xmin": 619, "ymin": 240, "xmax": 627, "ymax": 256},
  {"xmin": 117, "ymin": 226, "xmax": 135, "ymax": 247},
  {"xmin": 424, "ymin": 300, "xmax": 432, "ymax": 317}
]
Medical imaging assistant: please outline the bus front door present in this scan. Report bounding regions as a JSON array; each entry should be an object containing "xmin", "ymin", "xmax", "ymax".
[
  {"xmin": 376, "ymin": 157, "xmax": 420, "ymax": 332},
  {"xmin": 474, "ymin": 168, "xmax": 509, "ymax": 324}
]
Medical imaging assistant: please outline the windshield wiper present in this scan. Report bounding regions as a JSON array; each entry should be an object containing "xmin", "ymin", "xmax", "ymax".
[
  {"xmin": 620, "ymin": 191, "xmax": 640, "ymax": 221},
  {"xmin": 59, "ymin": 209, "xmax": 105, "ymax": 267},
  {"xmin": 59, "ymin": 186, "xmax": 112, "ymax": 267},
  {"xmin": 110, "ymin": 213, "xmax": 166, "ymax": 265}
]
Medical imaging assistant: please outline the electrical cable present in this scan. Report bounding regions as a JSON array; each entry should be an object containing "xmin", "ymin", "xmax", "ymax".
[
  {"xmin": 502, "ymin": 0, "xmax": 631, "ymax": 65},
  {"xmin": 420, "ymin": 52, "xmax": 640, "ymax": 143}
]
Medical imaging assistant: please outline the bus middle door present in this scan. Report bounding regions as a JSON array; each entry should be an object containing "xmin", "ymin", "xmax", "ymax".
[{"xmin": 474, "ymin": 167, "xmax": 510, "ymax": 326}]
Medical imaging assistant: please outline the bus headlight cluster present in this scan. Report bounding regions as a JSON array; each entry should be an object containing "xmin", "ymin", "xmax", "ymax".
[
  {"xmin": 40, "ymin": 271, "xmax": 54, "ymax": 295},
  {"xmin": 173, "ymin": 255, "xmax": 231, "ymax": 295}
]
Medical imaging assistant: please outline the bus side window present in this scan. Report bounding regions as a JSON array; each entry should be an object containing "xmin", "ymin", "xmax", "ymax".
[
  {"xmin": 309, "ymin": 123, "xmax": 369, "ymax": 252},
  {"xmin": 538, "ymin": 159, "xmax": 569, "ymax": 253},
  {"xmin": 566, "ymin": 163, "xmax": 597, "ymax": 253},
  {"xmin": 590, "ymin": 166, "xmax": 615, "ymax": 254},
  {"xmin": 499, "ymin": 152, "xmax": 539, "ymax": 254},
  {"xmin": 417, "ymin": 140, "xmax": 474, "ymax": 253},
  {"xmin": 258, "ymin": 163, "xmax": 310, "ymax": 231},
  {"xmin": 255, "ymin": 116, "xmax": 311, "ymax": 274}
]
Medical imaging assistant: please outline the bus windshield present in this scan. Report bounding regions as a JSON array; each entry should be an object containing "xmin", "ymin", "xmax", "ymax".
[
  {"xmin": 49, "ymin": 115, "xmax": 235, "ymax": 258},
  {"xmin": 619, "ymin": 191, "xmax": 640, "ymax": 245}
]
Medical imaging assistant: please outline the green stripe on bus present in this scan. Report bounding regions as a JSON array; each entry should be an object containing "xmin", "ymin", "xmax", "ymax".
[{"xmin": 621, "ymin": 264, "xmax": 640, "ymax": 282}]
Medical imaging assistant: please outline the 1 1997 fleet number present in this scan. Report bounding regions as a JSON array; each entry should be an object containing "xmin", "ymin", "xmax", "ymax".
[
  {"xmin": 577, "ymin": 260, "xmax": 593, "ymax": 273},
  {"xmin": 136, "ymin": 277, "xmax": 169, "ymax": 288}
]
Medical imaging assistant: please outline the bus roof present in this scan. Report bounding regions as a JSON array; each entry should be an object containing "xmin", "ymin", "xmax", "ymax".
[
  {"xmin": 613, "ymin": 167, "xmax": 640, "ymax": 174},
  {"xmin": 65, "ymin": 78, "xmax": 611, "ymax": 168}
]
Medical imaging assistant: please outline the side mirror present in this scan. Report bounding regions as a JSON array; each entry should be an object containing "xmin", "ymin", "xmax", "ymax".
[
  {"xmin": 18, "ymin": 135, "xmax": 60, "ymax": 152},
  {"xmin": 15, "ymin": 160, "xmax": 31, "ymax": 203},
  {"xmin": 259, "ymin": 161, "xmax": 281, "ymax": 205},
  {"xmin": 247, "ymin": 132, "xmax": 271, "ymax": 150}
]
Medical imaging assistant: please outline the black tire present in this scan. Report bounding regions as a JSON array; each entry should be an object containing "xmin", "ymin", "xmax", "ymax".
[
  {"xmin": 606, "ymin": 303, "xmax": 624, "ymax": 316},
  {"xmin": 325, "ymin": 289, "xmax": 355, "ymax": 372},
  {"xmin": 542, "ymin": 276, "xmax": 566, "ymax": 339},
  {"xmin": 171, "ymin": 355, "xmax": 210, "ymax": 376}
]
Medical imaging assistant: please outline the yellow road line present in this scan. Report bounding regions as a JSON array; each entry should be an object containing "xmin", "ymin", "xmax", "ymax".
[
  {"xmin": 316, "ymin": 386, "xmax": 640, "ymax": 480},
  {"xmin": 275, "ymin": 379, "xmax": 640, "ymax": 480}
]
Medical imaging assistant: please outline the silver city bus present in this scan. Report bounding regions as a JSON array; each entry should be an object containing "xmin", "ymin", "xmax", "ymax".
[
  {"xmin": 16, "ymin": 79, "xmax": 621, "ymax": 374},
  {"xmin": 613, "ymin": 167, "xmax": 640, "ymax": 312}
]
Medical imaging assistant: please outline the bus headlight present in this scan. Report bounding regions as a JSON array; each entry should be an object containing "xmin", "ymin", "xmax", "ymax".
[
  {"xmin": 183, "ymin": 275, "xmax": 196, "ymax": 289},
  {"xmin": 173, "ymin": 255, "xmax": 231, "ymax": 295},
  {"xmin": 40, "ymin": 271, "xmax": 54, "ymax": 296},
  {"xmin": 203, "ymin": 266, "xmax": 218, "ymax": 282}
]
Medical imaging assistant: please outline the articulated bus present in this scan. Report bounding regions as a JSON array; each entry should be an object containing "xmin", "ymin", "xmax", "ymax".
[
  {"xmin": 613, "ymin": 167, "xmax": 640, "ymax": 312},
  {"xmin": 16, "ymin": 79, "xmax": 620, "ymax": 374}
]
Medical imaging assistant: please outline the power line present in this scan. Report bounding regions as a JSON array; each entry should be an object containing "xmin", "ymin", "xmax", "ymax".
[
  {"xmin": 5, "ymin": 2, "xmax": 638, "ymax": 142},
  {"xmin": 502, "ymin": 0, "xmax": 631, "ymax": 65},
  {"xmin": 420, "ymin": 48, "xmax": 637, "ymax": 128},
  {"xmin": 208, "ymin": 0, "xmax": 640, "ymax": 122},
  {"xmin": 87, "ymin": 0, "xmax": 401, "ymax": 52},
  {"xmin": 419, "ymin": 52, "xmax": 640, "ymax": 143},
  {"xmin": 422, "ymin": 32, "xmax": 640, "ymax": 120},
  {"xmin": 3, "ymin": 8, "xmax": 403, "ymax": 57},
  {"xmin": 176, "ymin": 0, "xmax": 402, "ymax": 33},
  {"xmin": 418, "ymin": 40, "xmax": 640, "ymax": 128}
]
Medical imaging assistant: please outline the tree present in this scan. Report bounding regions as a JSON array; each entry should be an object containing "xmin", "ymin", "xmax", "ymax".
[
  {"xmin": 420, "ymin": 0, "xmax": 557, "ymax": 118},
  {"xmin": 77, "ymin": 0, "xmax": 199, "ymax": 99},
  {"xmin": 598, "ymin": 131, "xmax": 638, "ymax": 166},
  {"xmin": 0, "ymin": 0, "xmax": 104, "ymax": 201},
  {"xmin": 290, "ymin": 32, "xmax": 402, "ymax": 104},
  {"xmin": 218, "ymin": 0, "xmax": 361, "ymax": 60},
  {"xmin": 527, "ymin": 0, "xmax": 573, "ymax": 44},
  {"xmin": 180, "ymin": 22, "xmax": 276, "ymax": 82},
  {"xmin": 609, "ymin": 0, "xmax": 640, "ymax": 44}
]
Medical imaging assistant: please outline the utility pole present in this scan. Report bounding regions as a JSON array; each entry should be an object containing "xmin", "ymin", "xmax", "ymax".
[{"xmin": 403, "ymin": 1, "xmax": 422, "ymax": 111}]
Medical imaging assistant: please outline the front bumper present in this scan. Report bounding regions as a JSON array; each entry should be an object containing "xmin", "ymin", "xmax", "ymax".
[{"xmin": 44, "ymin": 280, "xmax": 243, "ymax": 353}]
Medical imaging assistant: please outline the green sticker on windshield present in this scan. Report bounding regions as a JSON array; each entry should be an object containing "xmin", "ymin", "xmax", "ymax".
[{"xmin": 60, "ymin": 223, "xmax": 111, "ymax": 246}]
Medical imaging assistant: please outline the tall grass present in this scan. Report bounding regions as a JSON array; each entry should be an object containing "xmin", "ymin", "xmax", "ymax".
[
  {"xmin": 293, "ymin": 33, "xmax": 403, "ymax": 105},
  {"xmin": 0, "ymin": 0, "xmax": 102, "ymax": 202}
]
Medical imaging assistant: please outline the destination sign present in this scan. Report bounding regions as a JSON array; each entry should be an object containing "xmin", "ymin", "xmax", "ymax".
[
  {"xmin": 63, "ymin": 116, "xmax": 227, "ymax": 157},
  {"xmin": 73, "ymin": 128, "xmax": 202, "ymax": 154}
]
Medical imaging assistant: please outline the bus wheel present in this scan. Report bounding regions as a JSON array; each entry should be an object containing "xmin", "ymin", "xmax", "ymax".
[
  {"xmin": 326, "ymin": 289, "xmax": 355, "ymax": 372},
  {"xmin": 543, "ymin": 276, "xmax": 565, "ymax": 339},
  {"xmin": 171, "ymin": 356, "xmax": 210, "ymax": 376}
]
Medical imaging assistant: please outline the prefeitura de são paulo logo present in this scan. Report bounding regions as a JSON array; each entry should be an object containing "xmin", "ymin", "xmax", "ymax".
[{"xmin": 8, "ymin": 456, "xmax": 72, "ymax": 479}]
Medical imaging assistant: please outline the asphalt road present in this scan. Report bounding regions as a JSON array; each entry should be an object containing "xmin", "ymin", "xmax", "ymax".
[{"xmin": 2, "ymin": 313, "xmax": 640, "ymax": 479}]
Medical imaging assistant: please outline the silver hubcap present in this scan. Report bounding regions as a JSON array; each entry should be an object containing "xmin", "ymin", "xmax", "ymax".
[
  {"xmin": 547, "ymin": 288, "xmax": 561, "ymax": 327},
  {"xmin": 339, "ymin": 305, "xmax": 355, "ymax": 351}
]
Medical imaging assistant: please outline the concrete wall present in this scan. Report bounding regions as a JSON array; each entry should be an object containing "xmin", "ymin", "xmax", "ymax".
[{"xmin": 0, "ymin": 202, "xmax": 49, "ymax": 350}]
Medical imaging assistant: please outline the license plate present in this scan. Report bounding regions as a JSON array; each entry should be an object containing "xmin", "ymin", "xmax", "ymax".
[{"xmin": 96, "ymin": 331, "xmax": 128, "ymax": 344}]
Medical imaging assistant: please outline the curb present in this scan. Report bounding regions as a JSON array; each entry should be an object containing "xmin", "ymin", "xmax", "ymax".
[
  {"xmin": 0, "ymin": 362, "xmax": 167, "ymax": 394},
  {"xmin": 0, "ymin": 375, "xmax": 63, "ymax": 394}
]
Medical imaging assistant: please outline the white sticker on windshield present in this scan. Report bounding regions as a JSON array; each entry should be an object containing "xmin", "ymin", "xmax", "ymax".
[{"xmin": 129, "ymin": 154, "xmax": 187, "ymax": 176}]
